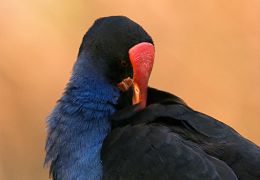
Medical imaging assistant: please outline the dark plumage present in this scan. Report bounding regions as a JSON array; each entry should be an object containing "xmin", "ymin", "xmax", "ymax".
[
  {"xmin": 45, "ymin": 16, "xmax": 260, "ymax": 180},
  {"xmin": 103, "ymin": 88, "xmax": 260, "ymax": 179}
]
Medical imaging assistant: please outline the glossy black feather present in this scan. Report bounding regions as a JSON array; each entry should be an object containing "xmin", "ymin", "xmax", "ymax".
[{"xmin": 101, "ymin": 87, "xmax": 260, "ymax": 180}]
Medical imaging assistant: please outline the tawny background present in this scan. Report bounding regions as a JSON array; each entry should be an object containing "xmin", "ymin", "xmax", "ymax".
[{"xmin": 0, "ymin": 0, "xmax": 259, "ymax": 179}]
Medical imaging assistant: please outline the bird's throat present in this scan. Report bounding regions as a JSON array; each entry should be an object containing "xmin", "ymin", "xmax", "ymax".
[{"xmin": 45, "ymin": 72, "xmax": 120, "ymax": 179}]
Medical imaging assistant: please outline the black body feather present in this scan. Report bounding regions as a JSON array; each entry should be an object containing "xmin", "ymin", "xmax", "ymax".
[{"xmin": 101, "ymin": 88, "xmax": 260, "ymax": 180}]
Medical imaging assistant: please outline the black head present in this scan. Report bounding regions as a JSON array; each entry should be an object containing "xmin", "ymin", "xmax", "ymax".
[{"xmin": 78, "ymin": 16, "xmax": 153, "ymax": 85}]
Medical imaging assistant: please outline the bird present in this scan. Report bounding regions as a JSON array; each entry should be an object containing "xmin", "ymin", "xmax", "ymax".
[{"xmin": 45, "ymin": 16, "xmax": 260, "ymax": 180}]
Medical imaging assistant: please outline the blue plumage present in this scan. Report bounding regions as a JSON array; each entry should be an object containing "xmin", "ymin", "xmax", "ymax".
[
  {"xmin": 45, "ymin": 16, "xmax": 153, "ymax": 179},
  {"xmin": 45, "ymin": 52, "xmax": 120, "ymax": 179}
]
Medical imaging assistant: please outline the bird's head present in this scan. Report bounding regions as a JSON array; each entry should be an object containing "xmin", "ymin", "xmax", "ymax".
[{"xmin": 78, "ymin": 16, "xmax": 155, "ymax": 109}]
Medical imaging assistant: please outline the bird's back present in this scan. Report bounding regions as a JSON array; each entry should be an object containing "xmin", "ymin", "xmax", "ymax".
[{"xmin": 101, "ymin": 87, "xmax": 260, "ymax": 180}]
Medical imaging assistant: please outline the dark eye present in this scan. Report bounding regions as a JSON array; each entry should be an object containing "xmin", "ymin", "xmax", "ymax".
[{"xmin": 120, "ymin": 60, "xmax": 129, "ymax": 67}]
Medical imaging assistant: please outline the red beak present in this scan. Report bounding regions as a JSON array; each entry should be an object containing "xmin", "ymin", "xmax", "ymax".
[{"xmin": 129, "ymin": 42, "xmax": 155, "ymax": 109}]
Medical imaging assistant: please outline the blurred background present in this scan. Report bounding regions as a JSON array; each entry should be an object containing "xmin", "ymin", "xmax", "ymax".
[{"xmin": 0, "ymin": 0, "xmax": 259, "ymax": 179}]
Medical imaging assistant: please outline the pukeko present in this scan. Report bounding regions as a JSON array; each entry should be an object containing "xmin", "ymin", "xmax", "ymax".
[{"xmin": 45, "ymin": 16, "xmax": 260, "ymax": 180}]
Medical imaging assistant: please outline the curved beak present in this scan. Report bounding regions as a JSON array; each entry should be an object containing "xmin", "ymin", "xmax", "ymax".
[{"xmin": 129, "ymin": 42, "xmax": 155, "ymax": 109}]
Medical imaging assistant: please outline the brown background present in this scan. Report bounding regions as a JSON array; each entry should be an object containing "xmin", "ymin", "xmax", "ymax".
[{"xmin": 0, "ymin": 0, "xmax": 259, "ymax": 179}]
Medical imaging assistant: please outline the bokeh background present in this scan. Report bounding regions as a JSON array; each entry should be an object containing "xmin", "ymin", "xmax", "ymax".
[{"xmin": 0, "ymin": 0, "xmax": 259, "ymax": 179}]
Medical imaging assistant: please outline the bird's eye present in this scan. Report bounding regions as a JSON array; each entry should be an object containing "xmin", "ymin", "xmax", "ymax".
[{"xmin": 120, "ymin": 60, "xmax": 129, "ymax": 67}]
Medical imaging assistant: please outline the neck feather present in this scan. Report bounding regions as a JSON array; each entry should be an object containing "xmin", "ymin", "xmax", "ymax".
[{"xmin": 45, "ymin": 53, "xmax": 120, "ymax": 179}]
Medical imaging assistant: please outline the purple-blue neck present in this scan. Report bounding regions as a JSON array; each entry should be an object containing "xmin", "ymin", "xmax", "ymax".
[{"xmin": 45, "ymin": 53, "xmax": 120, "ymax": 179}]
